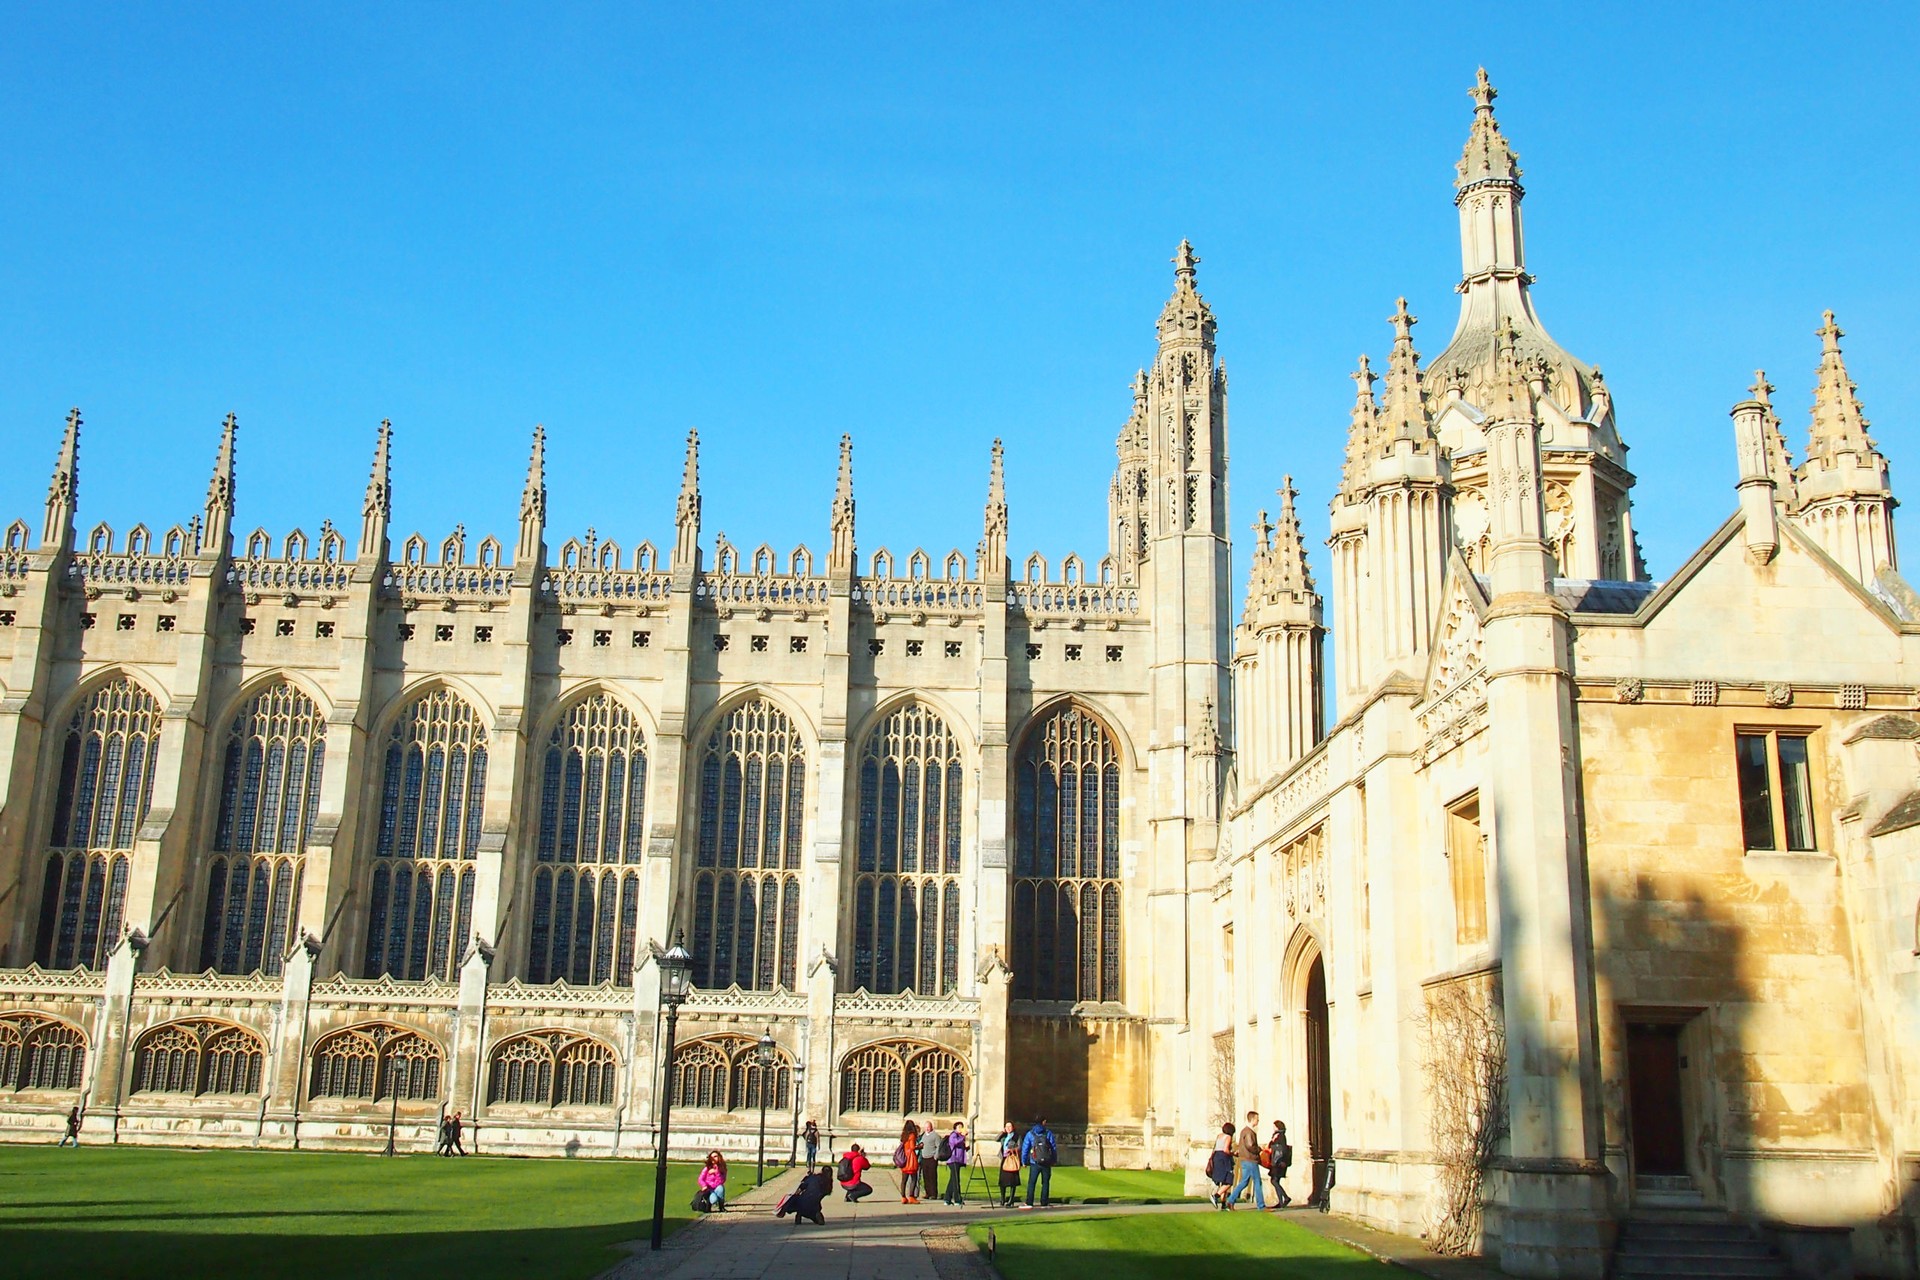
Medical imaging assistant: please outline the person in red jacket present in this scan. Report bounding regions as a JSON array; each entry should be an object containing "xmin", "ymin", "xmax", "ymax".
[{"xmin": 836, "ymin": 1143, "xmax": 873, "ymax": 1202}]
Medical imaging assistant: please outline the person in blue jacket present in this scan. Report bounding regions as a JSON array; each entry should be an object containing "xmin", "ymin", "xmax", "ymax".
[{"xmin": 1018, "ymin": 1116, "xmax": 1058, "ymax": 1208}]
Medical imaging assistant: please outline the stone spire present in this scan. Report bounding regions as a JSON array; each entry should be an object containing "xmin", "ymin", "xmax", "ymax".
[
  {"xmin": 981, "ymin": 437, "xmax": 1008, "ymax": 577},
  {"xmin": 1379, "ymin": 299, "xmax": 1432, "ymax": 443},
  {"xmin": 358, "ymin": 419, "xmax": 393, "ymax": 562},
  {"xmin": 1270, "ymin": 476, "xmax": 1313, "ymax": 594},
  {"xmin": 202, "ymin": 412, "xmax": 238, "ymax": 558},
  {"xmin": 1749, "ymin": 372, "xmax": 1797, "ymax": 504},
  {"xmin": 1108, "ymin": 373, "xmax": 1151, "ymax": 583},
  {"xmin": 1732, "ymin": 376, "xmax": 1786, "ymax": 564},
  {"xmin": 1456, "ymin": 66, "xmax": 1521, "ymax": 189},
  {"xmin": 1794, "ymin": 313, "xmax": 1895, "ymax": 581},
  {"xmin": 516, "ymin": 424, "xmax": 546, "ymax": 566},
  {"xmin": 673, "ymin": 428, "xmax": 700, "ymax": 573},
  {"xmin": 829, "ymin": 434, "xmax": 855, "ymax": 575},
  {"xmin": 1483, "ymin": 319, "xmax": 1552, "ymax": 596},
  {"xmin": 1156, "ymin": 239, "xmax": 1217, "ymax": 351},
  {"xmin": 1340, "ymin": 355, "xmax": 1379, "ymax": 496},
  {"xmin": 1237, "ymin": 474, "xmax": 1324, "ymax": 779},
  {"xmin": 1805, "ymin": 311, "xmax": 1876, "ymax": 463},
  {"xmin": 42, "ymin": 407, "xmax": 80, "ymax": 553}
]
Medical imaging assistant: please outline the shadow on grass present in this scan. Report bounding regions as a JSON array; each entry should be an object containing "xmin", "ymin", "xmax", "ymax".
[{"xmin": 968, "ymin": 1212, "xmax": 1378, "ymax": 1280}]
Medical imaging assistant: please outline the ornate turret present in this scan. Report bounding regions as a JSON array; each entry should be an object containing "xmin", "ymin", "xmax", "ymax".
[
  {"xmin": 358, "ymin": 419, "xmax": 393, "ymax": 563},
  {"xmin": 1379, "ymin": 299, "xmax": 1433, "ymax": 445},
  {"xmin": 829, "ymin": 434, "xmax": 855, "ymax": 576},
  {"xmin": 1146, "ymin": 241, "xmax": 1226, "ymax": 539},
  {"xmin": 1794, "ymin": 312, "xmax": 1895, "ymax": 580},
  {"xmin": 1108, "ymin": 371, "xmax": 1151, "ymax": 583},
  {"xmin": 981, "ymin": 438, "xmax": 1008, "ymax": 578},
  {"xmin": 1237, "ymin": 477, "xmax": 1323, "ymax": 780},
  {"xmin": 1426, "ymin": 69, "xmax": 1640, "ymax": 582},
  {"xmin": 516, "ymin": 424, "xmax": 546, "ymax": 567},
  {"xmin": 673, "ymin": 429, "xmax": 700, "ymax": 573},
  {"xmin": 41, "ymin": 407, "xmax": 80, "ymax": 553},
  {"xmin": 202, "ymin": 412, "xmax": 237, "ymax": 558},
  {"xmin": 1482, "ymin": 321, "xmax": 1552, "ymax": 598},
  {"xmin": 1339, "ymin": 355, "xmax": 1379, "ymax": 498},
  {"xmin": 1732, "ymin": 373, "xmax": 1790, "ymax": 564}
]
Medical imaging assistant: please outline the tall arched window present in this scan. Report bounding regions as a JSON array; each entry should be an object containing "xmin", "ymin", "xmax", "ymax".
[
  {"xmin": 363, "ymin": 689, "xmax": 488, "ymax": 980},
  {"xmin": 0, "ymin": 1012, "xmax": 86, "ymax": 1091},
  {"xmin": 669, "ymin": 1034, "xmax": 793, "ymax": 1111},
  {"xmin": 34, "ymin": 676, "xmax": 162, "ymax": 969},
  {"xmin": 837, "ymin": 1040, "xmax": 966, "ymax": 1115},
  {"xmin": 487, "ymin": 1030, "xmax": 618, "ymax": 1107},
  {"xmin": 309, "ymin": 1022, "xmax": 443, "ymax": 1101},
  {"xmin": 131, "ymin": 1019, "xmax": 266, "ymax": 1096},
  {"xmin": 1012, "ymin": 704, "xmax": 1123, "ymax": 1002},
  {"xmin": 200, "ymin": 683, "xmax": 327, "ymax": 976},
  {"xmin": 691, "ymin": 699, "xmax": 805, "ymax": 991},
  {"xmin": 853, "ymin": 702, "xmax": 964, "ymax": 995},
  {"xmin": 526, "ymin": 694, "xmax": 647, "ymax": 985}
]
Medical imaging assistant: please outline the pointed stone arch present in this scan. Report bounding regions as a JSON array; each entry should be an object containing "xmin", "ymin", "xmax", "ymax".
[
  {"xmin": 4, "ymin": 519, "xmax": 28, "ymax": 551},
  {"xmin": 87, "ymin": 522, "xmax": 114, "ymax": 554},
  {"xmin": 245, "ymin": 527, "xmax": 271, "ymax": 559},
  {"xmin": 633, "ymin": 540, "xmax": 658, "ymax": 572},
  {"xmin": 126, "ymin": 523, "xmax": 151, "ymax": 556}
]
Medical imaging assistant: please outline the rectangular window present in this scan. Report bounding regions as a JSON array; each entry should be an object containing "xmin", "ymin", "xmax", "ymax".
[
  {"xmin": 1736, "ymin": 730, "xmax": 1816, "ymax": 852},
  {"xmin": 1445, "ymin": 793, "xmax": 1487, "ymax": 947}
]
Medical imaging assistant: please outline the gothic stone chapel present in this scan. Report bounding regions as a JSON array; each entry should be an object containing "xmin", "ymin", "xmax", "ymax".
[{"xmin": 0, "ymin": 71, "xmax": 1916, "ymax": 1280}]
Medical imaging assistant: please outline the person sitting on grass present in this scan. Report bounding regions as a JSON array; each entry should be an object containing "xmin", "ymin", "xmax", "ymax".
[
  {"xmin": 697, "ymin": 1150, "xmax": 728, "ymax": 1212},
  {"xmin": 836, "ymin": 1144, "xmax": 873, "ymax": 1202},
  {"xmin": 778, "ymin": 1166, "xmax": 832, "ymax": 1225}
]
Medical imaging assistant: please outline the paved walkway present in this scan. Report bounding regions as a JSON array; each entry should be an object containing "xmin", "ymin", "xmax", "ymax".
[{"xmin": 596, "ymin": 1167, "xmax": 1507, "ymax": 1280}]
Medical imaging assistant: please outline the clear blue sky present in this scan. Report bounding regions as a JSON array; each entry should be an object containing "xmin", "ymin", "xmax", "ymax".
[{"xmin": 2, "ymin": 3, "xmax": 1916, "ymax": 585}]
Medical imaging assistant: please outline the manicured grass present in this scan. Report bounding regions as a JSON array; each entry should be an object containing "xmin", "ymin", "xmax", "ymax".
[
  {"xmin": 968, "ymin": 1212, "xmax": 1379, "ymax": 1280},
  {"xmin": 1031, "ymin": 1167, "xmax": 1195, "ymax": 1204},
  {"xmin": 0, "ymin": 1144, "xmax": 706, "ymax": 1280}
]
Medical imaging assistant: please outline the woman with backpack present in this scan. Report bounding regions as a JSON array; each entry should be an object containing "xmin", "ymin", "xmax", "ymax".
[
  {"xmin": 896, "ymin": 1119, "xmax": 922, "ymax": 1204},
  {"xmin": 996, "ymin": 1122, "xmax": 1022, "ymax": 1208},
  {"xmin": 941, "ymin": 1121, "xmax": 970, "ymax": 1205},
  {"xmin": 696, "ymin": 1150, "xmax": 728, "ymax": 1212}
]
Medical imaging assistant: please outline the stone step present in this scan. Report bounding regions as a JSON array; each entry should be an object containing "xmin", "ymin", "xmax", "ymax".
[
  {"xmin": 1616, "ymin": 1244, "xmax": 1782, "ymax": 1265},
  {"xmin": 1615, "ymin": 1264, "xmax": 1788, "ymax": 1280},
  {"xmin": 1620, "ymin": 1225, "xmax": 1775, "ymax": 1249}
]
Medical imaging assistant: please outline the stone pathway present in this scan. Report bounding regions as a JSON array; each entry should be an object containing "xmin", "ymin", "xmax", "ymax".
[{"xmin": 595, "ymin": 1167, "xmax": 1506, "ymax": 1280}]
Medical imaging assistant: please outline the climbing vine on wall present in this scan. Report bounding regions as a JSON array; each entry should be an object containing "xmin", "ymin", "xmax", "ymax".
[{"xmin": 1417, "ymin": 976, "xmax": 1508, "ymax": 1255}]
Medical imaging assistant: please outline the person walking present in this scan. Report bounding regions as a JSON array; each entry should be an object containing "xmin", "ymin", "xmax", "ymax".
[
  {"xmin": 446, "ymin": 1110, "xmax": 467, "ymax": 1156},
  {"xmin": 1019, "ymin": 1116, "xmax": 1057, "ymax": 1208},
  {"xmin": 1266, "ymin": 1120, "xmax": 1293, "ymax": 1208},
  {"xmin": 1227, "ymin": 1111, "xmax": 1267, "ymax": 1210},
  {"xmin": 435, "ymin": 1113, "xmax": 453, "ymax": 1156},
  {"xmin": 697, "ymin": 1150, "xmax": 728, "ymax": 1212},
  {"xmin": 916, "ymin": 1118, "xmax": 942, "ymax": 1196},
  {"xmin": 58, "ymin": 1105, "xmax": 81, "ymax": 1147},
  {"xmin": 942, "ymin": 1121, "xmax": 969, "ymax": 1205},
  {"xmin": 1207, "ymin": 1122, "xmax": 1234, "ymax": 1208},
  {"xmin": 897, "ymin": 1119, "xmax": 922, "ymax": 1203},
  {"xmin": 802, "ymin": 1118, "xmax": 820, "ymax": 1170},
  {"xmin": 997, "ymin": 1122, "xmax": 1021, "ymax": 1207},
  {"xmin": 836, "ymin": 1143, "xmax": 873, "ymax": 1202}
]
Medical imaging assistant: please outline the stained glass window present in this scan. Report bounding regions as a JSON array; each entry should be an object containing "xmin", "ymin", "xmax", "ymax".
[
  {"xmin": 487, "ymin": 1030, "xmax": 618, "ymax": 1107},
  {"xmin": 130, "ymin": 1019, "xmax": 266, "ymax": 1096},
  {"xmin": 200, "ymin": 683, "xmax": 326, "ymax": 976},
  {"xmin": 526, "ymin": 695, "xmax": 647, "ymax": 984},
  {"xmin": 853, "ymin": 703, "xmax": 965, "ymax": 995},
  {"xmin": 35, "ymin": 677, "xmax": 162, "ymax": 969},
  {"xmin": 309, "ymin": 1022, "xmax": 443, "ymax": 1101},
  {"xmin": 362, "ymin": 690, "xmax": 487, "ymax": 980},
  {"xmin": 691, "ymin": 700, "xmax": 804, "ymax": 990},
  {"xmin": 1011, "ymin": 704, "xmax": 1123, "ymax": 1002},
  {"xmin": 668, "ymin": 1034, "xmax": 794, "ymax": 1111},
  {"xmin": 0, "ymin": 1013, "xmax": 86, "ymax": 1091},
  {"xmin": 837, "ymin": 1040, "xmax": 967, "ymax": 1115}
]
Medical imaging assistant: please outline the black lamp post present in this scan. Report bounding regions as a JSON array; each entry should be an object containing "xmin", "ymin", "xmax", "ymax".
[
  {"xmin": 648, "ymin": 935, "xmax": 694, "ymax": 1252},
  {"xmin": 788, "ymin": 1061, "xmax": 806, "ymax": 1167},
  {"xmin": 754, "ymin": 1028, "xmax": 775, "ymax": 1189}
]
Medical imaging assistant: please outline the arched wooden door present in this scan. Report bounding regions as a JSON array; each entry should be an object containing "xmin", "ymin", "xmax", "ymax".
[{"xmin": 1304, "ymin": 955, "xmax": 1333, "ymax": 1203}]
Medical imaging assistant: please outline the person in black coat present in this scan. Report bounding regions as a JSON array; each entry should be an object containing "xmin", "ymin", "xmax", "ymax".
[{"xmin": 778, "ymin": 1167, "xmax": 831, "ymax": 1225}]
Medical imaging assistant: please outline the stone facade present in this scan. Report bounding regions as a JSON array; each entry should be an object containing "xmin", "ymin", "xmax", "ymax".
[{"xmin": 0, "ymin": 68, "xmax": 1915, "ymax": 1280}]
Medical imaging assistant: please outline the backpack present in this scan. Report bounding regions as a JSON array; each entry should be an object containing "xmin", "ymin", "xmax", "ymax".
[
  {"xmin": 836, "ymin": 1153, "xmax": 855, "ymax": 1182},
  {"xmin": 892, "ymin": 1143, "xmax": 907, "ymax": 1169},
  {"xmin": 938, "ymin": 1133, "xmax": 953, "ymax": 1162},
  {"xmin": 1030, "ymin": 1131, "xmax": 1056, "ymax": 1167},
  {"xmin": 1277, "ymin": 1142, "xmax": 1293, "ymax": 1172}
]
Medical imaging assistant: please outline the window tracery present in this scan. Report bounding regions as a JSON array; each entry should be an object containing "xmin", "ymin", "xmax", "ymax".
[
  {"xmin": 668, "ymin": 1034, "xmax": 793, "ymax": 1111},
  {"xmin": 200, "ymin": 683, "xmax": 326, "ymax": 976},
  {"xmin": 527, "ymin": 694, "xmax": 646, "ymax": 985},
  {"xmin": 0, "ymin": 1012, "xmax": 86, "ymax": 1091},
  {"xmin": 308, "ymin": 1023, "xmax": 443, "ymax": 1101},
  {"xmin": 837, "ymin": 1040, "xmax": 966, "ymax": 1115},
  {"xmin": 362, "ymin": 689, "xmax": 487, "ymax": 980},
  {"xmin": 1012, "ymin": 704, "xmax": 1123, "ymax": 1003},
  {"xmin": 690, "ymin": 699, "xmax": 804, "ymax": 991},
  {"xmin": 131, "ymin": 1019, "xmax": 266, "ymax": 1096},
  {"xmin": 487, "ymin": 1030, "xmax": 618, "ymax": 1107},
  {"xmin": 852, "ymin": 702, "xmax": 964, "ymax": 995},
  {"xmin": 35, "ymin": 676, "xmax": 162, "ymax": 970}
]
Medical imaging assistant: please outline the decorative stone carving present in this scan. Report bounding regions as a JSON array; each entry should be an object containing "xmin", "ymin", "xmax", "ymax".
[
  {"xmin": 1765, "ymin": 682, "xmax": 1794, "ymax": 708},
  {"xmin": 1615, "ymin": 677, "xmax": 1644, "ymax": 704}
]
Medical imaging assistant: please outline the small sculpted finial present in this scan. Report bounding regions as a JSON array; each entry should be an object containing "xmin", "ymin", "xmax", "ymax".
[
  {"xmin": 1173, "ymin": 239, "xmax": 1199, "ymax": 282},
  {"xmin": 1390, "ymin": 297, "xmax": 1416, "ymax": 343},
  {"xmin": 1750, "ymin": 370, "xmax": 1775, "ymax": 407},
  {"xmin": 1470, "ymin": 67, "xmax": 1498, "ymax": 115}
]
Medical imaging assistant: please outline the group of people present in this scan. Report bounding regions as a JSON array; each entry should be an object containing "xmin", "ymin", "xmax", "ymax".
[
  {"xmin": 1205, "ymin": 1111, "xmax": 1292, "ymax": 1211},
  {"xmin": 769, "ymin": 1114, "xmax": 1063, "ymax": 1225},
  {"xmin": 435, "ymin": 1110, "xmax": 468, "ymax": 1156}
]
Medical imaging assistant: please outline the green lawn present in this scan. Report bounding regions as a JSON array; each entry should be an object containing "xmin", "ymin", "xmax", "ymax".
[
  {"xmin": 0, "ymin": 1144, "xmax": 706, "ymax": 1280},
  {"xmin": 1026, "ymin": 1167, "xmax": 1195, "ymax": 1204},
  {"xmin": 969, "ymin": 1212, "xmax": 1381, "ymax": 1280}
]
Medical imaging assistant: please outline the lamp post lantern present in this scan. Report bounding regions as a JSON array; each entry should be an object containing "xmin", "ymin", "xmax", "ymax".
[
  {"xmin": 754, "ymin": 1028, "xmax": 775, "ymax": 1189},
  {"xmin": 788, "ymin": 1062, "xmax": 806, "ymax": 1167},
  {"xmin": 648, "ymin": 935, "xmax": 694, "ymax": 1252}
]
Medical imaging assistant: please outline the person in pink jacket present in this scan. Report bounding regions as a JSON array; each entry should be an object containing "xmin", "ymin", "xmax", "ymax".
[{"xmin": 697, "ymin": 1150, "xmax": 728, "ymax": 1212}]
